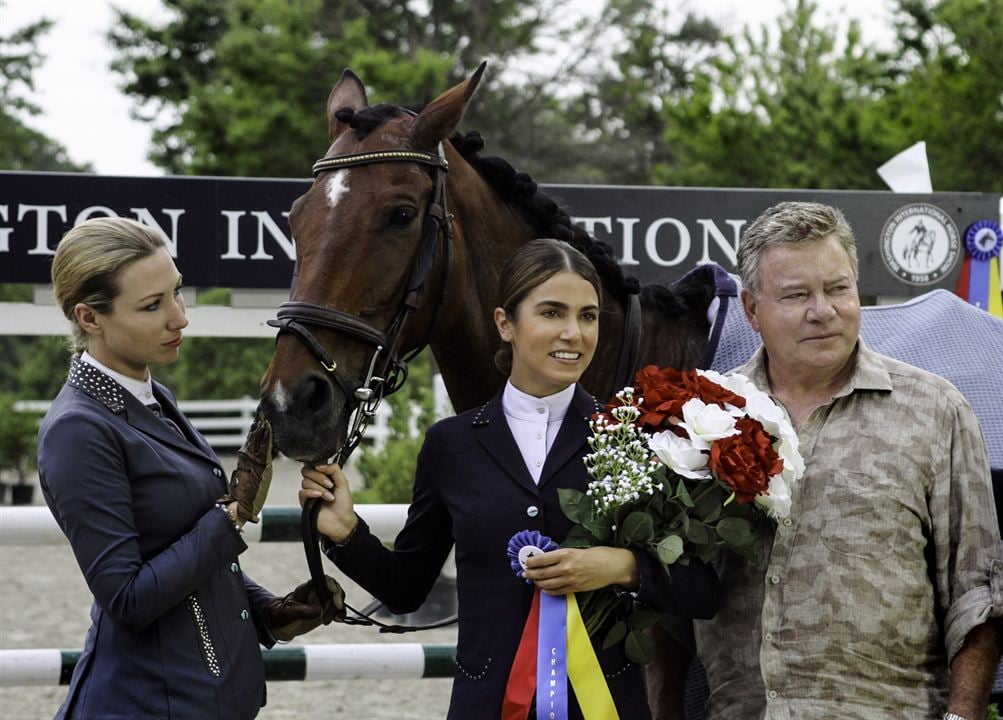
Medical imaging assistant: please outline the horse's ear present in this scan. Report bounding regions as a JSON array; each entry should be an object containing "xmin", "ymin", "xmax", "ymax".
[
  {"xmin": 327, "ymin": 69, "xmax": 368, "ymax": 140},
  {"xmin": 411, "ymin": 62, "xmax": 487, "ymax": 150}
]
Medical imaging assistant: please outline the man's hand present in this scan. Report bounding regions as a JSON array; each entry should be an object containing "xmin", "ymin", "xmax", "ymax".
[
  {"xmin": 225, "ymin": 417, "xmax": 273, "ymax": 524},
  {"xmin": 265, "ymin": 575, "xmax": 346, "ymax": 641}
]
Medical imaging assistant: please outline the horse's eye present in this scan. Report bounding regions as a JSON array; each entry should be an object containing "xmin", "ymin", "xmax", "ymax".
[{"xmin": 388, "ymin": 207, "xmax": 418, "ymax": 228}]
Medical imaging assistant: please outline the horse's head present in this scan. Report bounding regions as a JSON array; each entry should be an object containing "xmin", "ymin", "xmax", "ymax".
[{"xmin": 260, "ymin": 64, "xmax": 485, "ymax": 462}]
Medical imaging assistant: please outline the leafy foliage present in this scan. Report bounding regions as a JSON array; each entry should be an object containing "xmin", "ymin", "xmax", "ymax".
[
  {"xmin": 0, "ymin": 5, "xmax": 91, "ymax": 171},
  {"xmin": 354, "ymin": 351, "xmax": 438, "ymax": 504}
]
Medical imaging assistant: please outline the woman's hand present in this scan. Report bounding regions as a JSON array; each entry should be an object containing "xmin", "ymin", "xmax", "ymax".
[
  {"xmin": 522, "ymin": 547, "xmax": 639, "ymax": 595},
  {"xmin": 299, "ymin": 464, "xmax": 358, "ymax": 544}
]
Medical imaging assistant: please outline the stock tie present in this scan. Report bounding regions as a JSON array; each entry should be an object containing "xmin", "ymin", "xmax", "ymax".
[{"xmin": 146, "ymin": 402, "xmax": 186, "ymax": 437}]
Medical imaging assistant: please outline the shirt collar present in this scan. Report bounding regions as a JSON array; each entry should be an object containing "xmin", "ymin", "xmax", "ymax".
[
  {"xmin": 744, "ymin": 338, "xmax": 893, "ymax": 399},
  {"xmin": 502, "ymin": 381, "xmax": 576, "ymax": 423},
  {"xmin": 81, "ymin": 351, "xmax": 157, "ymax": 405}
]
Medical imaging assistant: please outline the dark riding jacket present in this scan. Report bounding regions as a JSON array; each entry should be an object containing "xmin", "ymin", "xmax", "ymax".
[{"xmin": 38, "ymin": 359, "xmax": 274, "ymax": 720}]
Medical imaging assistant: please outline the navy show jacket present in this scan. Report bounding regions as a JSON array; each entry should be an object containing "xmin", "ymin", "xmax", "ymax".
[{"xmin": 38, "ymin": 359, "xmax": 274, "ymax": 720}]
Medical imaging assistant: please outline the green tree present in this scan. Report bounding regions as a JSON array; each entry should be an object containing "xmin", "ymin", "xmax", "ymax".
[
  {"xmin": 655, "ymin": 0, "xmax": 899, "ymax": 189},
  {"xmin": 0, "ymin": 5, "xmax": 91, "ymax": 171},
  {"xmin": 880, "ymin": 0, "xmax": 1003, "ymax": 193},
  {"xmin": 108, "ymin": 0, "xmax": 562, "ymax": 178}
]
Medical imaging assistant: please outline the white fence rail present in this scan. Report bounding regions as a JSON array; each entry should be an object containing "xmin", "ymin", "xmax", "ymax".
[{"xmin": 14, "ymin": 375, "xmax": 454, "ymax": 452}]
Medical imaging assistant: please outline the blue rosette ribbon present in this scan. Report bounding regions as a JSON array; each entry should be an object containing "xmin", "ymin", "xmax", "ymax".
[
  {"xmin": 501, "ymin": 531, "xmax": 618, "ymax": 720},
  {"xmin": 959, "ymin": 220, "xmax": 1003, "ymax": 316}
]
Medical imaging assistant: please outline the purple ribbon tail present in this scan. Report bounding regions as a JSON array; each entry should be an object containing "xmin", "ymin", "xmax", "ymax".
[{"xmin": 537, "ymin": 592, "xmax": 568, "ymax": 720}]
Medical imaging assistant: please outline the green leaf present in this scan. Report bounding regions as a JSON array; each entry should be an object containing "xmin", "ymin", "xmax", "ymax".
[
  {"xmin": 602, "ymin": 621, "xmax": 627, "ymax": 650},
  {"xmin": 627, "ymin": 608, "xmax": 661, "ymax": 630},
  {"xmin": 559, "ymin": 488, "xmax": 585, "ymax": 523},
  {"xmin": 562, "ymin": 525, "xmax": 596, "ymax": 548},
  {"xmin": 716, "ymin": 516, "xmax": 755, "ymax": 547},
  {"xmin": 693, "ymin": 483, "xmax": 726, "ymax": 516},
  {"xmin": 656, "ymin": 534, "xmax": 684, "ymax": 565},
  {"xmin": 622, "ymin": 511, "xmax": 655, "ymax": 544},
  {"xmin": 675, "ymin": 478, "xmax": 694, "ymax": 507},
  {"xmin": 624, "ymin": 628, "xmax": 655, "ymax": 665},
  {"xmin": 684, "ymin": 519, "xmax": 711, "ymax": 544}
]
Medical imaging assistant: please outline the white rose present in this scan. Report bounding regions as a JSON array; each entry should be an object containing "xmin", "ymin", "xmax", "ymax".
[
  {"xmin": 679, "ymin": 398, "xmax": 740, "ymax": 446},
  {"xmin": 744, "ymin": 391, "xmax": 788, "ymax": 438},
  {"xmin": 649, "ymin": 430, "xmax": 710, "ymax": 479},
  {"xmin": 755, "ymin": 473, "xmax": 792, "ymax": 519},
  {"xmin": 776, "ymin": 435, "xmax": 805, "ymax": 482}
]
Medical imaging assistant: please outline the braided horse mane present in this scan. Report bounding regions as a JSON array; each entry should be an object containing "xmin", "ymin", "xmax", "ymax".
[{"xmin": 334, "ymin": 104, "xmax": 712, "ymax": 320}]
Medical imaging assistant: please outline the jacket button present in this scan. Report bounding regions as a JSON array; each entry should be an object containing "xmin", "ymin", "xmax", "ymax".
[
  {"xmin": 526, "ymin": 506, "xmax": 539, "ymax": 518},
  {"xmin": 240, "ymin": 609, "xmax": 249, "ymax": 621},
  {"xmin": 230, "ymin": 562, "xmax": 239, "ymax": 573},
  {"xmin": 213, "ymin": 467, "xmax": 223, "ymax": 477}
]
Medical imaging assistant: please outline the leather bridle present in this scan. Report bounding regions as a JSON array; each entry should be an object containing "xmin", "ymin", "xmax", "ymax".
[{"xmin": 267, "ymin": 142, "xmax": 453, "ymax": 624}]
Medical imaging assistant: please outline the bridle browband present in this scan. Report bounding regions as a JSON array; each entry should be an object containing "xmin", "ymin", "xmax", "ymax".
[{"xmin": 267, "ymin": 139, "xmax": 454, "ymax": 627}]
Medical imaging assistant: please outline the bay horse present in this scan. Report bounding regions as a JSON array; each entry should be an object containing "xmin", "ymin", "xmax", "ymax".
[
  {"xmin": 259, "ymin": 62, "xmax": 716, "ymax": 463},
  {"xmin": 258, "ymin": 63, "xmax": 713, "ymax": 718}
]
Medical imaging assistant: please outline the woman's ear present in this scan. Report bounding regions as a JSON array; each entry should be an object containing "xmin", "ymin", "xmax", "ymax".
[
  {"xmin": 74, "ymin": 303, "xmax": 102, "ymax": 336},
  {"xmin": 493, "ymin": 307, "xmax": 513, "ymax": 342}
]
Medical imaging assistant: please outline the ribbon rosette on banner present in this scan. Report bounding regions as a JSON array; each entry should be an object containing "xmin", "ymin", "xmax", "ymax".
[
  {"xmin": 502, "ymin": 530, "xmax": 618, "ymax": 720},
  {"xmin": 956, "ymin": 219, "xmax": 1003, "ymax": 318}
]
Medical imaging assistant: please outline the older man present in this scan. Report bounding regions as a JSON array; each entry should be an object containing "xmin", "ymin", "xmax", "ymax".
[{"xmin": 689, "ymin": 201, "xmax": 1002, "ymax": 719}]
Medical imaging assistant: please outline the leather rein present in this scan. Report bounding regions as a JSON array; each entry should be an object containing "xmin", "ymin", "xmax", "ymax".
[{"xmin": 268, "ymin": 139, "xmax": 643, "ymax": 632}]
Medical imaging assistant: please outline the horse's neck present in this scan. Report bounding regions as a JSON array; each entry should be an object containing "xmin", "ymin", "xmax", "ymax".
[{"xmin": 429, "ymin": 163, "xmax": 532, "ymax": 412}]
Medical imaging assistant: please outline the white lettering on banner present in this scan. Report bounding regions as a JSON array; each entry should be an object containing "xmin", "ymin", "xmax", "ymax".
[
  {"xmin": 646, "ymin": 217, "xmax": 690, "ymax": 267},
  {"xmin": 250, "ymin": 211, "xmax": 294, "ymax": 260},
  {"xmin": 74, "ymin": 205, "xmax": 118, "ymax": 224},
  {"xmin": 616, "ymin": 217, "xmax": 642, "ymax": 265},
  {"xmin": 697, "ymin": 218, "xmax": 745, "ymax": 265},
  {"xmin": 18, "ymin": 205, "xmax": 66, "ymax": 256},
  {"xmin": 130, "ymin": 208, "xmax": 185, "ymax": 256},
  {"xmin": 0, "ymin": 205, "xmax": 10, "ymax": 252},
  {"xmin": 220, "ymin": 211, "xmax": 247, "ymax": 259},
  {"xmin": 220, "ymin": 210, "xmax": 294, "ymax": 260}
]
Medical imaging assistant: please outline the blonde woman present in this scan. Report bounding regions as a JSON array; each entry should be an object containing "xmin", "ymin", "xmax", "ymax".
[{"xmin": 39, "ymin": 218, "xmax": 325, "ymax": 720}]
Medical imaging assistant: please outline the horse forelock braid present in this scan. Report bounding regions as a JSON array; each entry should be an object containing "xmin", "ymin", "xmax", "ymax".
[
  {"xmin": 336, "ymin": 104, "xmax": 415, "ymax": 139},
  {"xmin": 448, "ymin": 132, "xmax": 640, "ymax": 300}
]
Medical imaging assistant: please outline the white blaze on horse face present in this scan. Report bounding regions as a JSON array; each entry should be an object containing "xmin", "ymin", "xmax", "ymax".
[
  {"xmin": 270, "ymin": 380, "xmax": 291, "ymax": 413},
  {"xmin": 325, "ymin": 171, "xmax": 350, "ymax": 210}
]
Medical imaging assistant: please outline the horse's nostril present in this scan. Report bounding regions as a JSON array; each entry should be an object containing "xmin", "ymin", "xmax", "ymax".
[{"xmin": 299, "ymin": 375, "xmax": 333, "ymax": 415}]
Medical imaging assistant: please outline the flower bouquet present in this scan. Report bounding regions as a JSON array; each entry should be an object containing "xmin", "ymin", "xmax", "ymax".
[{"xmin": 559, "ymin": 365, "xmax": 805, "ymax": 663}]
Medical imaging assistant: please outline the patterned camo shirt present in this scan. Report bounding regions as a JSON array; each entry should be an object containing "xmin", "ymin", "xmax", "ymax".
[{"xmin": 693, "ymin": 341, "xmax": 1003, "ymax": 719}]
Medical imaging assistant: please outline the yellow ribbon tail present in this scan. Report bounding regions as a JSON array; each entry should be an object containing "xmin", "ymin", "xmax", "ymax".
[
  {"xmin": 988, "ymin": 257, "xmax": 1002, "ymax": 319},
  {"xmin": 565, "ymin": 593, "xmax": 619, "ymax": 720}
]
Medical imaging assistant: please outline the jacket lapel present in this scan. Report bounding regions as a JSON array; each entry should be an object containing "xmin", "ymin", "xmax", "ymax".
[
  {"xmin": 472, "ymin": 391, "xmax": 540, "ymax": 495},
  {"xmin": 538, "ymin": 385, "xmax": 601, "ymax": 488},
  {"xmin": 150, "ymin": 384, "xmax": 219, "ymax": 463}
]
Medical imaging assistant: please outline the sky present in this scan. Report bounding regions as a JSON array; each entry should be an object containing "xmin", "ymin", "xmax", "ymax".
[{"xmin": 2, "ymin": 0, "xmax": 895, "ymax": 178}]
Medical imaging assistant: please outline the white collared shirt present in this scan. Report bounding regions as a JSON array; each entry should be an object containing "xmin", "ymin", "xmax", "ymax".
[
  {"xmin": 501, "ymin": 381, "xmax": 576, "ymax": 484},
  {"xmin": 80, "ymin": 351, "xmax": 157, "ymax": 406}
]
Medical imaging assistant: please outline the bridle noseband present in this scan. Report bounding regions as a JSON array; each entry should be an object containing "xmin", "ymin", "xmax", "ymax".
[{"xmin": 267, "ymin": 140, "xmax": 453, "ymax": 627}]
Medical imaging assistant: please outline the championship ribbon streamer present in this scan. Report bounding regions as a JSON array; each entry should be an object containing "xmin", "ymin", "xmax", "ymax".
[
  {"xmin": 501, "ymin": 530, "xmax": 618, "ymax": 720},
  {"xmin": 955, "ymin": 220, "xmax": 1003, "ymax": 318}
]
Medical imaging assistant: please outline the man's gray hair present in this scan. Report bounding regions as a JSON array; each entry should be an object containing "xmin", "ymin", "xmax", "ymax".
[{"xmin": 737, "ymin": 201, "xmax": 858, "ymax": 295}]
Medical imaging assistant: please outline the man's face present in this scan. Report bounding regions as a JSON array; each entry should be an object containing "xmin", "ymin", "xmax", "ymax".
[{"xmin": 741, "ymin": 235, "xmax": 861, "ymax": 381}]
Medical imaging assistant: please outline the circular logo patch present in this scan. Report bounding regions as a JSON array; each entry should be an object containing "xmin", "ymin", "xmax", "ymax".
[{"xmin": 880, "ymin": 203, "xmax": 960, "ymax": 286}]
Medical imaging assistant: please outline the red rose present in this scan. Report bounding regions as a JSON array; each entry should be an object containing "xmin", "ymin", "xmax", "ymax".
[
  {"xmin": 631, "ymin": 365, "xmax": 746, "ymax": 430},
  {"xmin": 706, "ymin": 417, "xmax": 783, "ymax": 504}
]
